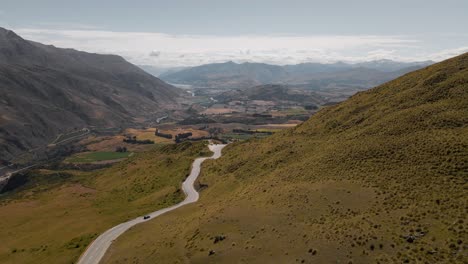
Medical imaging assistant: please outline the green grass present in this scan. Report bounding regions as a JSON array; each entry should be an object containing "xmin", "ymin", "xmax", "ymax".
[
  {"xmin": 66, "ymin": 151, "xmax": 132, "ymax": 163},
  {"xmin": 103, "ymin": 53, "xmax": 468, "ymax": 264}
]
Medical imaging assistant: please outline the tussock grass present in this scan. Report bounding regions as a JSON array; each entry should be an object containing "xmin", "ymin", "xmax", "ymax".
[
  {"xmin": 0, "ymin": 141, "xmax": 210, "ymax": 263},
  {"xmin": 104, "ymin": 54, "xmax": 468, "ymax": 263}
]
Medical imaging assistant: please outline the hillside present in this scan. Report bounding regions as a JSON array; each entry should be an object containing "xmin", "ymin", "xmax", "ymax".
[
  {"xmin": 0, "ymin": 28, "xmax": 181, "ymax": 161},
  {"xmin": 160, "ymin": 60, "xmax": 432, "ymax": 89},
  {"xmin": 0, "ymin": 142, "xmax": 211, "ymax": 263},
  {"xmin": 104, "ymin": 53, "xmax": 467, "ymax": 263}
]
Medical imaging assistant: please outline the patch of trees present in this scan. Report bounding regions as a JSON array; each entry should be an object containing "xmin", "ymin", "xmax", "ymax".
[
  {"xmin": 155, "ymin": 129, "xmax": 172, "ymax": 139},
  {"xmin": 123, "ymin": 136, "xmax": 154, "ymax": 144},
  {"xmin": 175, "ymin": 132, "xmax": 193, "ymax": 143},
  {"xmin": 182, "ymin": 136, "xmax": 210, "ymax": 142},
  {"xmin": 0, "ymin": 172, "xmax": 29, "ymax": 193},
  {"xmin": 180, "ymin": 136, "xmax": 228, "ymax": 144},
  {"xmin": 178, "ymin": 116, "xmax": 216, "ymax": 125},
  {"xmin": 304, "ymin": 104, "xmax": 319, "ymax": 110},
  {"xmin": 208, "ymin": 127, "xmax": 222, "ymax": 137},
  {"xmin": 232, "ymin": 129, "xmax": 273, "ymax": 135},
  {"xmin": 115, "ymin": 146, "xmax": 127, "ymax": 152},
  {"xmin": 0, "ymin": 160, "xmax": 13, "ymax": 167},
  {"xmin": 289, "ymin": 115, "xmax": 310, "ymax": 121},
  {"xmin": 1, "ymin": 171, "xmax": 73, "ymax": 194},
  {"xmin": 252, "ymin": 113, "xmax": 272, "ymax": 118}
]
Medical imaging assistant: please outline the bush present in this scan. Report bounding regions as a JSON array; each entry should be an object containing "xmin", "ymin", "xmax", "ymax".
[{"xmin": 155, "ymin": 129, "xmax": 172, "ymax": 139}]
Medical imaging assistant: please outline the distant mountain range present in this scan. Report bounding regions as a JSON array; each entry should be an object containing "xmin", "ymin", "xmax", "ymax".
[
  {"xmin": 160, "ymin": 60, "xmax": 433, "ymax": 89},
  {"xmin": 0, "ymin": 28, "xmax": 181, "ymax": 160}
]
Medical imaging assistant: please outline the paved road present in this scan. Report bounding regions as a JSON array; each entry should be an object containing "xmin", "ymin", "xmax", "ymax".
[
  {"xmin": 50, "ymin": 128, "xmax": 90, "ymax": 146},
  {"xmin": 77, "ymin": 144, "xmax": 226, "ymax": 264},
  {"xmin": 156, "ymin": 115, "xmax": 168, "ymax": 124}
]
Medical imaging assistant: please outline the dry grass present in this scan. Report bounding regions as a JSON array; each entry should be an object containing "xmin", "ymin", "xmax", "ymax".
[
  {"xmin": 103, "ymin": 53, "xmax": 468, "ymax": 263},
  {"xmin": 0, "ymin": 142, "xmax": 211, "ymax": 264}
]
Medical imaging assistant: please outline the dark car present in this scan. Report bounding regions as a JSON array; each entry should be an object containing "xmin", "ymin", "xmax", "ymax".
[{"xmin": 143, "ymin": 215, "xmax": 150, "ymax": 220}]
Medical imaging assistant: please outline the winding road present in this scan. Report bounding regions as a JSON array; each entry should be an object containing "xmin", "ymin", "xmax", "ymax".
[{"xmin": 77, "ymin": 143, "xmax": 226, "ymax": 264}]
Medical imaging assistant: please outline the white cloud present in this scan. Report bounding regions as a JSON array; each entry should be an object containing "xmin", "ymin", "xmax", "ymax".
[
  {"xmin": 425, "ymin": 46, "xmax": 468, "ymax": 61},
  {"xmin": 12, "ymin": 28, "xmax": 468, "ymax": 67}
]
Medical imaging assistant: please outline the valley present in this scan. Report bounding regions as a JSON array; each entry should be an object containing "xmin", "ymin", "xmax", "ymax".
[
  {"xmin": 0, "ymin": 18, "xmax": 466, "ymax": 264},
  {"xmin": 102, "ymin": 53, "xmax": 468, "ymax": 263}
]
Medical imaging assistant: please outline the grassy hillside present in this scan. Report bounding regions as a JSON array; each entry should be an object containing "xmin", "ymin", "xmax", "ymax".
[
  {"xmin": 0, "ymin": 142, "xmax": 210, "ymax": 263},
  {"xmin": 103, "ymin": 53, "xmax": 467, "ymax": 263}
]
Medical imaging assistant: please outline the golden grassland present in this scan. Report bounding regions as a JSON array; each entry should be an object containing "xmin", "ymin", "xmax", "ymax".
[
  {"xmin": 80, "ymin": 135, "xmax": 154, "ymax": 152},
  {"xmin": 0, "ymin": 142, "xmax": 211, "ymax": 264},
  {"xmin": 103, "ymin": 54, "xmax": 468, "ymax": 263},
  {"xmin": 78, "ymin": 127, "xmax": 209, "ymax": 155},
  {"xmin": 126, "ymin": 127, "xmax": 209, "ymax": 142}
]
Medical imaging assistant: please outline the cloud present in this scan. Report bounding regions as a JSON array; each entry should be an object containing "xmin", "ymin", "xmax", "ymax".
[
  {"xmin": 426, "ymin": 46, "xmax": 468, "ymax": 61},
  {"xmin": 12, "ymin": 27, "xmax": 468, "ymax": 67}
]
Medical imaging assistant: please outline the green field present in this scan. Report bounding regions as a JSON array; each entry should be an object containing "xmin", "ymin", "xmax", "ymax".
[{"xmin": 66, "ymin": 152, "xmax": 132, "ymax": 163}]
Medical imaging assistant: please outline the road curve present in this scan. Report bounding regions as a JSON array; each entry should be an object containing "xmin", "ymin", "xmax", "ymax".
[{"xmin": 77, "ymin": 144, "xmax": 226, "ymax": 264}]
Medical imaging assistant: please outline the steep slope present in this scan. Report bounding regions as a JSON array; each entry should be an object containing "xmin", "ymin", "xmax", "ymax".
[
  {"xmin": 0, "ymin": 28, "xmax": 181, "ymax": 160},
  {"xmin": 160, "ymin": 60, "xmax": 432, "ymax": 89},
  {"xmin": 104, "ymin": 53, "xmax": 467, "ymax": 263}
]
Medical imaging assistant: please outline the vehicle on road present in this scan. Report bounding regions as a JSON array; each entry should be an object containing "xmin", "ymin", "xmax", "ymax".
[{"xmin": 143, "ymin": 215, "xmax": 150, "ymax": 220}]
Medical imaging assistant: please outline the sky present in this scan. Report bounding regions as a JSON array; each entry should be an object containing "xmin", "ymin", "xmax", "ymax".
[{"xmin": 1, "ymin": 0, "xmax": 468, "ymax": 67}]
